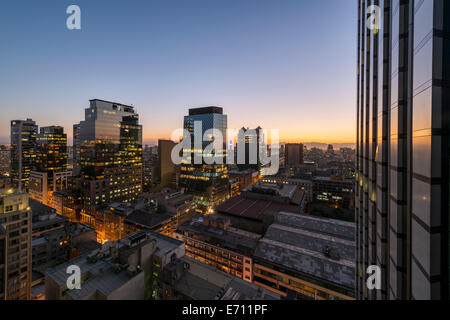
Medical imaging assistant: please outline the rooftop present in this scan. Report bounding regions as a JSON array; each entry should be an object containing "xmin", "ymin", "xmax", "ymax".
[
  {"xmin": 253, "ymin": 211, "xmax": 356, "ymax": 290},
  {"xmin": 188, "ymin": 106, "xmax": 223, "ymax": 116},
  {"xmin": 45, "ymin": 230, "xmax": 183, "ymax": 300},
  {"xmin": 217, "ymin": 196, "xmax": 301, "ymax": 222},
  {"xmin": 125, "ymin": 209, "xmax": 173, "ymax": 229},
  {"xmin": 30, "ymin": 199, "xmax": 67, "ymax": 230},
  {"xmin": 313, "ymin": 176, "xmax": 354, "ymax": 183},
  {"xmin": 173, "ymin": 256, "xmax": 280, "ymax": 300},
  {"xmin": 176, "ymin": 217, "xmax": 261, "ymax": 255},
  {"xmin": 90, "ymin": 98, "xmax": 134, "ymax": 109}
]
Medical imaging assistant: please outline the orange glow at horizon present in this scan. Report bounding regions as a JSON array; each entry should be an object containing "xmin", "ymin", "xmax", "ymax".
[{"xmin": 142, "ymin": 130, "xmax": 356, "ymax": 145}]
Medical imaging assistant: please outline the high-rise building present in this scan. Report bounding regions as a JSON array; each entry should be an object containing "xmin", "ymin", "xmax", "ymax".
[
  {"xmin": 72, "ymin": 124, "xmax": 81, "ymax": 176},
  {"xmin": 0, "ymin": 145, "xmax": 10, "ymax": 176},
  {"xmin": 10, "ymin": 119, "xmax": 38, "ymax": 190},
  {"xmin": 284, "ymin": 143, "xmax": 304, "ymax": 168},
  {"xmin": 0, "ymin": 189, "xmax": 32, "ymax": 300},
  {"xmin": 76, "ymin": 99, "xmax": 143, "ymax": 211},
  {"xmin": 179, "ymin": 107, "xmax": 229, "ymax": 213},
  {"xmin": 157, "ymin": 139, "xmax": 177, "ymax": 188},
  {"xmin": 236, "ymin": 127, "xmax": 264, "ymax": 172},
  {"xmin": 29, "ymin": 126, "xmax": 70, "ymax": 205},
  {"xmin": 356, "ymin": 0, "xmax": 450, "ymax": 300},
  {"xmin": 142, "ymin": 149, "xmax": 158, "ymax": 192}
]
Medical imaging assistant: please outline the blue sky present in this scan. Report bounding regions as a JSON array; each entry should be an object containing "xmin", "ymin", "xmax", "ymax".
[{"xmin": 0, "ymin": 0, "xmax": 357, "ymax": 145}]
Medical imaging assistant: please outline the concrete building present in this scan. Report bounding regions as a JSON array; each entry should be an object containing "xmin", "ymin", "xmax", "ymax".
[
  {"xmin": 29, "ymin": 171, "xmax": 71, "ymax": 206},
  {"xmin": 157, "ymin": 140, "xmax": 177, "ymax": 189},
  {"xmin": 356, "ymin": 0, "xmax": 450, "ymax": 299},
  {"xmin": 0, "ymin": 189, "xmax": 32, "ymax": 300},
  {"xmin": 228, "ymin": 169, "xmax": 260, "ymax": 195},
  {"xmin": 45, "ymin": 230, "xmax": 185, "ymax": 300},
  {"xmin": 173, "ymin": 215, "xmax": 261, "ymax": 282},
  {"xmin": 156, "ymin": 256, "xmax": 280, "ymax": 300},
  {"xmin": 261, "ymin": 175, "xmax": 313, "ymax": 203},
  {"xmin": 0, "ymin": 145, "xmax": 10, "ymax": 176},
  {"xmin": 284, "ymin": 143, "xmax": 304, "ymax": 168},
  {"xmin": 217, "ymin": 182, "xmax": 305, "ymax": 234},
  {"xmin": 52, "ymin": 189, "xmax": 79, "ymax": 222},
  {"xmin": 252, "ymin": 211, "xmax": 355, "ymax": 300},
  {"xmin": 312, "ymin": 176, "xmax": 354, "ymax": 209},
  {"xmin": 0, "ymin": 226, "xmax": 5, "ymax": 299},
  {"xmin": 30, "ymin": 199, "xmax": 66, "ymax": 238}
]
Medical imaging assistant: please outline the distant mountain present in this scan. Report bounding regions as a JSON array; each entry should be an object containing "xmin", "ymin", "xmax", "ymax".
[{"xmin": 281, "ymin": 142, "xmax": 356, "ymax": 150}]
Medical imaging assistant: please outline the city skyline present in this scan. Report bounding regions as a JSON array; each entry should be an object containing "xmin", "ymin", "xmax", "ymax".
[{"xmin": 0, "ymin": 0, "xmax": 357, "ymax": 145}]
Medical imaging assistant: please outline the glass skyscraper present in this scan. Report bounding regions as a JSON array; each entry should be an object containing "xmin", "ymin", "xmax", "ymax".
[
  {"xmin": 356, "ymin": 0, "xmax": 450, "ymax": 299},
  {"xmin": 180, "ymin": 107, "xmax": 229, "ymax": 213},
  {"xmin": 35, "ymin": 126, "xmax": 68, "ymax": 174},
  {"xmin": 29, "ymin": 126, "xmax": 69, "ymax": 205},
  {"xmin": 10, "ymin": 119, "xmax": 38, "ymax": 191},
  {"xmin": 75, "ymin": 99, "xmax": 143, "ymax": 210}
]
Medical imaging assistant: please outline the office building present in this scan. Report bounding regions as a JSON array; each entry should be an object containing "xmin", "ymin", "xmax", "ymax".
[
  {"xmin": 179, "ymin": 107, "xmax": 229, "ymax": 213},
  {"xmin": 236, "ymin": 127, "xmax": 264, "ymax": 172},
  {"xmin": 0, "ymin": 145, "xmax": 10, "ymax": 176},
  {"xmin": 76, "ymin": 99, "xmax": 143, "ymax": 212},
  {"xmin": 157, "ymin": 139, "xmax": 177, "ymax": 188},
  {"xmin": 313, "ymin": 177, "xmax": 354, "ymax": 209},
  {"xmin": 10, "ymin": 119, "xmax": 38, "ymax": 190},
  {"xmin": 253, "ymin": 211, "xmax": 355, "ymax": 300},
  {"xmin": 0, "ymin": 189, "xmax": 32, "ymax": 300},
  {"xmin": 284, "ymin": 143, "xmax": 304, "ymax": 168},
  {"xmin": 143, "ymin": 149, "xmax": 159, "ymax": 192},
  {"xmin": 52, "ymin": 189, "xmax": 79, "ymax": 222},
  {"xmin": 72, "ymin": 124, "xmax": 81, "ymax": 176},
  {"xmin": 228, "ymin": 169, "xmax": 260, "ymax": 195},
  {"xmin": 356, "ymin": 0, "xmax": 450, "ymax": 299},
  {"xmin": 29, "ymin": 126, "xmax": 70, "ymax": 205}
]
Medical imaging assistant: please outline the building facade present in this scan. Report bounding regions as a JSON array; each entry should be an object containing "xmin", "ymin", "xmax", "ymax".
[
  {"xmin": 0, "ymin": 146, "xmax": 10, "ymax": 176},
  {"xmin": 284, "ymin": 143, "xmax": 304, "ymax": 168},
  {"xmin": 253, "ymin": 211, "xmax": 355, "ymax": 300},
  {"xmin": 72, "ymin": 124, "xmax": 81, "ymax": 177},
  {"xmin": 173, "ymin": 215, "xmax": 260, "ymax": 282},
  {"xmin": 76, "ymin": 99, "xmax": 143, "ymax": 212},
  {"xmin": 157, "ymin": 140, "xmax": 177, "ymax": 188},
  {"xmin": 29, "ymin": 126, "xmax": 70, "ymax": 205},
  {"xmin": 179, "ymin": 107, "xmax": 229, "ymax": 213},
  {"xmin": 356, "ymin": 0, "xmax": 450, "ymax": 299},
  {"xmin": 10, "ymin": 119, "xmax": 38, "ymax": 190},
  {"xmin": 0, "ymin": 190, "xmax": 32, "ymax": 300}
]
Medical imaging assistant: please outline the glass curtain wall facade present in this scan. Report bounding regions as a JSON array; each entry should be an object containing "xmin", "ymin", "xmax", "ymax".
[
  {"xmin": 356, "ymin": 0, "xmax": 450, "ymax": 300},
  {"xmin": 29, "ymin": 126, "xmax": 69, "ymax": 205},
  {"xmin": 10, "ymin": 119, "xmax": 38, "ymax": 191},
  {"xmin": 35, "ymin": 126, "xmax": 68, "ymax": 174},
  {"xmin": 77, "ymin": 99, "xmax": 143, "ymax": 211},
  {"xmin": 180, "ymin": 107, "xmax": 229, "ymax": 213}
]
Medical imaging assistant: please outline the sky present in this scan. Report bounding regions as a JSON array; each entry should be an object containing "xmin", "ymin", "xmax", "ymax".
[{"xmin": 0, "ymin": 0, "xmax": 357, "ymax": 146}]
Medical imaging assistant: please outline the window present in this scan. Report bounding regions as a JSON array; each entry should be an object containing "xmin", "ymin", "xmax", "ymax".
[{"xmin": 9, "ymin": 231, "xmax": 19, "ymax": 238}]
